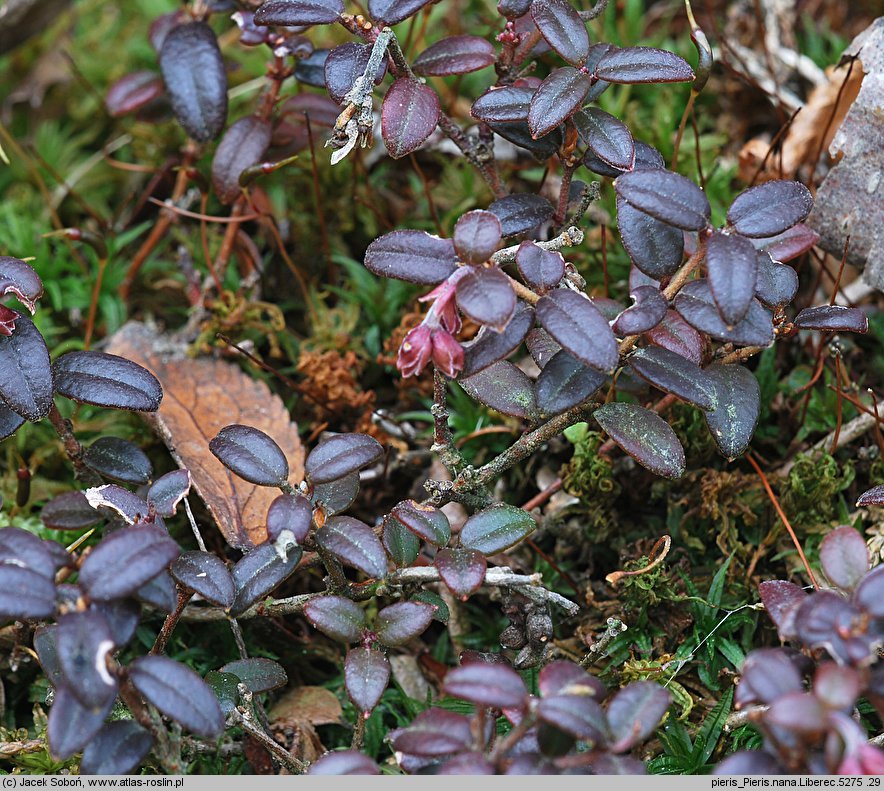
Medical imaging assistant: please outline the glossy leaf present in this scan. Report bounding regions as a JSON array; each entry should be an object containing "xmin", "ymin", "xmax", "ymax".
[
  {"xmin": 793, "ymin": 305, "xmax": 868, "ymax": 333},
  {"xmin": 628, "ymin": 346, "xmax": 717, "ymax": 410},
  {"xmin": 854, "ymin": 566, "xmax": 884, "ymax": 618},
  {"xmin": 382, "ymin": 515, "xmax": 420, "ymax": 566},
  {"xmin": 703, "ymin": 364, "xmax": 761, "ymax": 460},
  {"xmin": 594, "ymin": 402, "xmax": 685, "ymax": 478},
  {"xmin": 230, "ymin": 536, "xmax": 302, "ymax": 616},
  {"xmin": 526, "ymin": 327, "xmax": 562, "ymax": 369},
  {"xmin": 376, "ymin": 601, "xmax": 436, "ymax": 646},
  {"xmin": 0, "ymin": 565, "xmax": 57, "ymax": 620},
  {"xmin": 435, "ymin": 548, "xmax": 486, "ymax": 600},
  {"xmin": 758, "ymin": 580, "xmax": 806, "ymax": 641},
  {"xmin": 595, "ymin": 46, "xmax": 694, "ymax": 83},
  {"xmin": 57, "ymin": 612, "xmax": 118, "ymax": 708},
  {"xmin": 315, "ymin": 516, "xmax": 387, "ymax": 578},
  {"xmin": 83, "ymin": 437, "xmax": 152, "ymax": 485},
  {"xmin": 488, "ymin": 193, "xmax": 554, "ymax": 237},
  {"xmin": 47, "ymin": 687, "xmax": 115, "ymax": 761},
  {"xmin": 535, "ymin": 350, "xmax": 606, "ymax": 418},
  {"xmin": 515, "ymin": 241, "xmax": 564, "ymax": 293},
  {"xmin": 389, "ymin": 708, "xmax": 474, "ymax": 756},
  {"xmin": 857, "ymin": 484, "xmax": 884, "ymax": 507},
  {"xmin": 364, "ymin": 230, "xmax": 457, "ymax": 285},
  {"xmin": 756, "ymin": 223, "xmax": 820, "ymax": 263},
  {"xmin": 615, "ymin": 169, "xmax": 710, "ymax": 231},
  {"xmin": 0, "ymin": 255, "xmax": 43, "ymax": 312},
  {"xmin": 90, "ymin": 599, "xmax": 140, "ymax": 648},
  {"xmin": 136, "ymin": 571, "xmax": 178, "ymax": 614},
  {"xmin": 53, "ymin": 351, "xmax": 162, "ymax": 412},
  {"xmin": 528, "ymin": 67, "xmax": 591, "ymax": 138},
  {"xmin": 460, "ymin": 360, "xmax": 538, "ymax": 419},
  {"xmin": 766, "ymin": 691, "xmax": 827, "ymax": 735},
  {"xmin": 706, "ymin": 230, "xmax": 759, "ymax": 326},
  {"xmin": 574, "ymin": 107, "xmax": 634, "ymax": 171},
  {"xmin": 471, "ymin": 85, "xmax": 534, "ymax": 123},
  {"xmin": 295, "ymin": 48, "xmax": 330, "ymax": 87},
  {"xmin": 105, "ymin": 70, "xmax": 164, "ymax": 119},
  {"xmin": 612, "ymin": 286, "xmax": 667, "ymax": 335},
  {"xmin": 158, "ymin": 22, "xmax": 227, "ymax": 142},
  {"xmin": 460, "ymin": 503, "xmax": 536, "ymax": 555},
  {"xmin": 413, "ymin": 35, "xmax": 495, "ymax": 76},
  {"xmin": 454, "ymin": 210, "xmax": 501, "ymax": 264},
  {"xmin": 146, "ymin": 469, "xmax": 192, "ymax": 517},
  {"xmin": 0, "ymin": 315, "xmax": 52, "ymax": 421},
  {"xmin": 411, "ymin": 590, "xmax": 449, "ymax": 623},
  {"xmin": 674, "ymin": 280, "xmax": 774, "ymax": 347},
  {"xmin": 616, "ymin": 197, "xmax": 684, "ymax": 279},
  {"xmin": 455, "ymin": 267, "xmax": 516, "ymax": 330},
  {"xmin": 0, "ymin": 402, "xmax": 25, "ymax": 439},
  {"xmin": 443, "ymin": 662, "xmax": 529, "ymax": 710},
  {"xmin": 736, "ymin": 648, "xmax": 803, "ymax": 707},
  {"xmin": 727, "ymin": 180, "xmax": 814, "ymax": 238},
  {"xmin": 209, "ymin": 424, "xmax": 289, "ymax": 487},
  {"xmin": 78, "ymin": 524, "xmax": 179, "ymax": 602},
  {"xmin": 220, "ymin": 658, "xmax": 287, "ymax": 693},
  {"xmin": 171, "ymin": 551, "xmax": 235, "ymax": 608},
  {"xmin": 492, "ymin": 120, "xmax": 564, "ymax": 159},
  {"xmin": 461, "ymin": 304, "xmax": 533, "ymax": 378},
  {"xmin": 324, "ymin": 43, "xmax": 386, "ymax": 104},
  {"xmin": 537, "ymin": 694, "xmax": 608, "ymax": 742},
  {"xmin": 129, "ymin": 655, "xmax": 224, "ymax": 738},
  {"xmin": 607, "ymin": 681, "xmax": 671, "ymax": 751},
  {"xmin": 0, "ymin": 527, "xmax": 70, "ymax": 578},
  {"xmin": 538, "ymin": 661, "xmax": 606, "ymax": 699},
  {"xmin": 308, "ymin": 751, "xmax": 380, "ymax": 775},
  {"xmin": 530, "ymin": 0, "xmax": 589, "ymax": 65},
  {"xmin": 390, "ymin": 499, "xmax": 450, "ymax": 546},
  {"xmin": 254, "ymin": 0, "xmax": 344, "ymax": 26},
  {"xmin": 211, "ymin": 115, "xmax": 271, "ymax": 204},
  {"xmin": 306, "ymin": 434, "xmax": 384, "ymax": 486},
  {"xmin": 345, "ymin": 647, "xmax": 390, "ymax": 713},
  {"xmin": 368, "ymin": 0, "xmax": 433, "ymax": 24},
  {"xmin": 820, "ymin": 526, "xmax": 869, "ymax": 592},
  {"xmin": 311, "ymin": 471, "xmax": 360, "ymax": 516},
  {"xmin": 536, "ymin": 289, "xmax": 619, "ymax": 374},
  {"xmin": 34, "ymin": 626, "xmax": 63, "ymax": 686},
  {"xmin": 754, "ymin": 252, "xmax": 799, "ymax": 308},
  {"xmin": 304, "ymin": 595, "xmax": 367, "ymax": 643},
  {"xmin": 381, "ymin": 79, "xmax": 441, "ymax": 159},
  {"xmin": 645, "ymin": 310, "xmax": 704, "ymax": 364},
  {"xmin": 80, "ymin": 721, "xmax": 153, "ymax": 775},
  {"xmin": 266, "ymin": 493, "xmax": 313, "ymax": 543},
  {"xmin": 83, "ymin": 484, "xmax": 151, "ymax": 526}
]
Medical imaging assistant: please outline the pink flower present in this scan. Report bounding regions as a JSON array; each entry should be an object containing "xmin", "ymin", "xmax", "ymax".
[
  {"xmin": 0, "ymin": 305, "xmax": 18, "ymax": 336},
  {"xmin": 838, "ymin": 744, "xmax": 884, "ymax": 775},
  {"xmin": 430, "ymin": 329, "xmax": 464, "ymax": 378},
  {"xmin": 397, "ymin": 324, "xmax": 433, "ymax": 378}
]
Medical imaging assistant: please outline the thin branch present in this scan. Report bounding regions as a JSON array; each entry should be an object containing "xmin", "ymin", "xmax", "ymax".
[
  {"xmin": 580, "ymin": 617, "xmax": 628, "ymax": 668},
  {"xmin": 491, "ymin": 226, "xmax": 584, "ymax": 266}
]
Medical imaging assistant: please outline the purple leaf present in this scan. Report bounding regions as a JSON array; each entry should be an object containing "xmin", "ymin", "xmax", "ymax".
[
  {"xmin": 537, "ymin": 695, "xmax": 608, "ymax": 742},
  {"xmin": 706, "ymin": 230, "xmax": 760, "ymax": 326},
  {"xmin": 308, "ymin": 751, "xmax": 380, "ymax": 775},
  {"xmin": 305, "ymin": 596, "xmax": 367, "ymax": 643},
  {"xmin": 758, "ymin": 579, "xmax": 806, "ymax": 641},
  {"xmin": 368, "ymin": 0, "xmax": 434, "ymax": 24},
  {"xmin": 538, "ymin": 661, "xmax": 606, "ymax": 699},
  {"xmin": 488, "ymin": 193, "xmax": 554, "ymax": 236},
  {"xmin": 755, "ymin": 223, "xmax": 820, "ymax": 263},
  {"xmin": 766, "ymin": 692, "xmax": 827, "ymax": 735},
  {"xmin": 79, "ymin": 524, "xmax": 179, "ymax": 602},
  {"xmin": 53, "ymin": 351, "xmax": 163, "ymax": 412},
  {"xmin": 375, "ymin": 601, "xmax": 436, "ymax": 645},
  {"xmin": 311, "ymin": 471, "xmax": 360, "ymax": 516},
  {"xmin": 754, "ymin": 252, "xmax": 799, "ymax": 309},
  {"xmin": 595, "ymin": 46, "xmax": 694, "ymax": 83},
  {"xmin": 674, "ymin": 280, "xmax": 774, "ymax": 347},
  {"xmin": 814, "ymin": 662, "xmax": 860, "ymax": 712},
  {"xmin": 220, "ymin": 658, "xmax": 287, "ymax": 693},
  {"xmin": 616, "ymin": 197, "xmax": 684, "ymax": 279},
  {"xmin": 703, "ymin": 364, "xmax": 760, "ymax": 460},
  {"xmin": 345, "ymin": 646, "xmax": 390, "ymax": 713},
  {"xmin": 158, "ymin": 22, "xmax": 228, "ymax": 142},
  {"xmin": 645, "ymin": 310, "xmax": 704, "ymax": 364},
  {"xmin": 536, "ymin": 289, "xmax": 619, "ymax": 374},
  {"xmin": 83, "ymin": 437, "xmax": 153, "ymax": 485},
  {"xmin": 615, "ymin": 169, "xmax": 710, "ymax": 231},
  {"xmin": 90, "ymin": 599, "xmax": 140, "ymax": 648},
  {"xmin": 515, "ymin": 241, "xmax": 565, "ymax": 293},
  {"xmin": 105, "ymin": 71, "xmax": 165, "ymax": 117},
  {"xmin": 305, "ymin": 433, "xmax": 383, "ymax": 485},
  {"xmin": 735, "ymin": 648, "xmax": 804, "ymax": 707},
  {"xmin": 210, "ymin": 424, "xmax": 289, "ymax": 487},
  {"xmin": 612, "ymin": 286, "xmax": 667, "ymax": 336},
  {"xmin": 434, "ymin": 548, "xmax": 486, "ymax": 600},
  {"xmin": 295, "ymin": 49, "xmax": 330, "ymax": 87},
  {"xmin": 820, "ymin": 526, "xmax": 869, "ymax": 592},
  {"xmin": 594, "ymin": 402, "xmax": 685, "ymax": 479},
  {"xmin": 492, "ymin": 120, "xmax": 564, "ymax": 158},
  {"xmin": 606, "ymin": 681, "xmax": 671, "ymax": 751},
  {"xmin": 47, "ymin": 687, "xmax": 115, "ymax": 761},
  {"xmin": 0, "ymin": 257, "xmax": 42, "ymax": 314},
  {"xmin": 460, "ymin": 503, "xmax": 536, "ymax": 555},
  {"xmin": 793, "ymin": 305, "xmax": 868, "ymax": 333},
  {"xmin": 857, "ymin": 484, "xmax": 884, "ymax": 507},
  {"xmin": 315, "ymin": 516, "xmax": 387, "ymax": 578},
  {"xmin": 461, "ymin": 304, "xmax": 534, "ymax": 378},
  {"xmin": 57, "ymin": 612, "xmax": 118, "ymax": 708},
  {"xmin": 129, "ymin": 655, "xmax": 224, "ymax": 738},
  {"xmin": 455, "ymin": 267, "xmax": 516, "ymax": 330},
  {"xmin": 146, "ymin": 469, "xmax": 192, "ymax": 517},
  {"xmin": 526, "ymin": 327, "xmax": 562, "ymax": 370},
  {"xmin": 390, "ymin": 500, "xmax": 450, "ymax": 546},
  {"xmin": 413, "ymin": 35, "xmax": 495, "ymax": 76},
  {"xmin": 324, "ymin": 43, "xmax": 386, "ymax": 104},
  {"xmin": 79, "ymin": 721, "xmax": 153, "ymax": 775},
  {"xmin": 0, "ymin": 565, "xmax": 56, "ymax": 620},
  {"xmin": 535, "ymin": 350, "xmax": 606, "ymax": 418},
  {"xmin": 854, "ymin": 566, "xmax": 884, "ymax": 618},
  {"xmin": 171, "ymin": 551, "xmax": 235, "ymax": 608},
  {"xmin": 382, "ymin": 78, "xmax": 441, "ymax": 159},
  {"xmin": 727, "ymin": 180, "xmax": 814, "ymax": 238},
  {"xmin": 471, "ymin": 85, "xmax": 534, "ymax": 123},
  {"xmin": 628, "ymin": 346, "xmax": 717, "ymax": 410},
  {"xmin": 0, "ymin": 403, "xmax": 25, "ymax": 440},
  {"xmin": 382, "ymin": 516, "xmax": 420, "ymax": 566},
  {"xmin": 211, "ymin": 115, "xmax": 271, "ymax": 204},
  {"xmin": 794, "ymin": 592, "xmax": 864, "ymax": 663},
  {"xmin": 574, "ymin": 107, "xmax": 635, "ymax": 171},
  {"xmin": 0, "ymin": 315, "xmax": 52, "ymax": 421},
  {"xmin": 389, "ymin": 708, "xmax": 474, "ymax": 756},
  {"xmin": 254, "ymin": 0, "xmax": 344, "ymax": 25},
  {"xmin": 266, "ymin": 493, "xmax": 313, "ymax": 543},
  {"xmin": 527, "ymin": 67, "xmax": 591, "ymax": 138},
  {"xmin": 136, "ymin": 571, "xmax": 178, "ymax": 614},
  {"xmin": 84, "ymin": 484, "xmax": 152, "ymax": 525},
  {"xmin": 444, "ymin": 662, "xmax": 529, "ymax": 710},
  {"xmin": 230, "ymin": 535, "xmax": 302, "ymax": 616},
  {"xmin": 530, "ymin": 0, "xmax": 589, "ymax": 66},
  {"xmin": 0, "ymin": 528, "xmax": 68, "ymax": 580},
  {"xmin": 454, "ymin": 210, "xmax": 502, "ymax": 264},
  {"xmin": 460, "ymin": 360, "xmax": 538, "ymax": 419},
  {"xmin": 364, "ymin": 230, "xmax": 457, "ymax": 285},
  {"xmin": 438, "ymin": 754, "xmax": 495, "ymax": 774},
  {"xmin": 714, "ymin": 751, "xmax": 785, "ymax": 776}
]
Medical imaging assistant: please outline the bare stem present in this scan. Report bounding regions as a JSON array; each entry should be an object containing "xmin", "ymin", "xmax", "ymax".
[
  {"xmin": 47, "ymin": 404, "xmax": 102, "ymax": 486},
  {"xmin": 150, "ymin": 588, "xmax": 193, "ymax": 655},
  {"xmin": 432, "ymin": 370, "xmax": 465, "ymax": 474},
  {"xmin": 580, "ymin": 617, "xmax": 628, "ymax": 668}
]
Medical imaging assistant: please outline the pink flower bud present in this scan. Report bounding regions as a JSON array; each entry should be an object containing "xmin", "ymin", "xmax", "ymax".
[
  {"xmin": 839, "ymin": 744, "xmax": 884, "ymax": 775},
  {"xmin": 0, "ymin": 305, "xmax": 18, "ymax": 337},
  {"xmin": 430, "ymin": 329, "xmax": 464, "ymax": 378},
  {"xmin": 397, "ymin": 324, "xmax": 433, "ymax": 378}
]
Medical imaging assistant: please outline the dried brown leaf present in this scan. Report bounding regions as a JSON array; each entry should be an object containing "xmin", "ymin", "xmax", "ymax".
[{"xmin": 269, "ymin": 685, "xmax": 343, "ymax": 728}]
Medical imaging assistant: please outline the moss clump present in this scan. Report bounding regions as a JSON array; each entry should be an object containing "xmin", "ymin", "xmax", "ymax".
[
  {"xmin": 781, "ymin": 451, "xmax": 855, "ymax": 530},
  {"xmin": 561, "ymin": 423, "xmax": 620, "ymax": 503}
]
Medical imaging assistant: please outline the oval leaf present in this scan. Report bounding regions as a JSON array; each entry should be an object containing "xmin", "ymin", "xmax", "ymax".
[
  {"xmin": 754, "ymin": 251, "xmax": 799, "ymax": 308},
  {"xmin": 390, "ymin": 500, "xmax": 450, "ymax": 546},
  {"xmin": 443, "ymin": 662, "xmax": 529, "ymax": 710},
  {"xmin": 129, "ymin": 655, "xmax": 224, "ymax": 738},
  {"xmin": 755, "ymin": 223, "xmax": 820, "ymax": 263},
  {"xmin": 368, "ymin": 0, "xmax": 433, "ymax": 24},
  {"xmin": 0, "ymin": 255, "xmax": 43, "ymax": 312},
  {"xmin": 382, "ymin": 78, "xmax": 441, "ymax": 159},
  {"xmin": 793, "ymin": 305, "xmax": 868, "ymax": 333},
  {"xmin": 83, "ymin": 437, "xmax": 153, "ymax": 485},
  {"xmin": 615, "ymin": 169, "xmax": 710, "ymax": 231},
  {"xmin": 146, "ymin": 469, "xmax": 192, "ymax": 517},
  {"xmin": 315, "ymin": 516, "xmax": 387, "ymax": 578},
  {"xmin": 645, "ymin": 309, "xmax": 704, "ymax": 364},
  {"xmin": 53, "ymin": 351, "xmax": 162, "ymax": 412},
  {"xmin": 304, "ymin": 595, "xmax": 367, "ymax": 643},
  {"xmin": 758, "ymin": 579, "xmax": 806, "ymax": 641},
  {"xmin": 727, "ymin": 180, "xmax": 814, "ymax": 238},
  {"xmin": 819, "ymin": 526, "xmax": 869, "ymax": 592},
  {"xmin": 80, "ymin": 720, "xmax": 153, "ymax": 775},
  {"xmin": 628, "ymin": 345, "xmax": 717, "ymax": 410},
  {"xmin": 674, "ymin": 280, "xmax": 774, "ymax": 347},
  {"xmin": 537, "ymin": 695, "xmax": 608, "ymax": 742},
  {"xmin": 606, "ymin": 681, "xmax": 671, "ymax": 751},
  {"xmin": 267, "ymin": 493, "xmax": 313, "ymax": 543},
  {"xmin": 471, "ymin": 85, "xmax": 534, "ymax": 123},
  {"xmin": 530, "ymin": 0, "xmax": 589, "ymax": 65},
  {"xmin": 0, "ymin": 527, "xmax": 68, "ymax": 579},
  {"xmin": 220, "ymin": 657, "xmax": 288, "ymax": 692},
  {"xmin": 595, "ymin": 46, "xmax": 694, "ymax": 83},
  {"xmin": 616, "ymin": 197, "xmax": 685, "ymax": 279},
  {"xmin": 105, "ymin": 70, "xmax": 165, "ymax": 118},
  {"xmin": 460, "ymin": 503, "xmax": 536, "ymax": 555},
  {"xmin": 574, "ymin": 107, "xmax": 635, "ymax": 171},
  {"xmin": 0, "ymin": 315, "xmax": 52, "ymax": 421},
  {"xmin": 382, "ymin": 516, "xmax": 420, "ymax": 567},
  {"xmin": 455, "ymin": 267, "xmax": 516, "ymax": 330},
  {"xmin": 535, "ymin": 349, "xmax": 606, "ymax": 418},
  {"xmin": 324, "ymin": 42, "xmax": 386, "ymax": 104},
  {"xmin": 211, "ymin": 115, "xmax": 271, "ymax": 204},
  {"xmin": 703, "ymin": 364, "xmax": 760, "ymax": 460},
  {"xmin": 47, "ymin": 687, "xmax": 115, "ymax": 761},
  {"xmin": 0, "ymin": 565, "xmax": 57, "ymax": 620},
  {"xmin": 515, "ymin": 241, "xmax": 565, "ymax": 293},
  {"xmin": 488, "ymin": 193, "xmax": 554, "ymax": 237},
  {"xmin": 345, "ymin": 646, "xmax": 390, "ymax": 714},
  {"xmin": 435, "ymin": 548, "xmax": 486, "ymax": 600},
  {"xmin": 57, "ymin": 612, "xmax": 118, "ymax": 708},
  {"xmin": 306, "ymin": 432, "xmax": 384, "ymax": 485},
  {"xmin": 461, "ymin": 304, "xmax": 534, "ymax": 379},
  {"xmin": 536, "ymin": 289, "xmax": 619, "ymax": 374},
  {"xmin": 210, "ymin": 424, "xmax": 289, "ymax": 487},
  {"xmin": 413, "ymin": 35, "xmax": 495, "ymax": 76},
  {"xmin": 311, "ymin": 471, "xmax": 360, "ymax": 516},
  {"xmin": 528, "ymin": 67, "xmax": 591, "ymax": 139},
  {"xmin": 364, "ymin": 230, "xmax": 457, "ymax": 285},
  {"xmin": 390, "ymin": 708, "xmax": 474, "ymax": 756},
  {"xmin": 375, "ymin": 601, "xmax": 436, "ymax": 646},
  {"xmin": 230, "ymin": 536, "xmax": 302, "ymax": 616},
  {"xmin": 707, "ymin": 230, "xmax": 760, "ymax": 326},
  {"xmin": 308, "ymin": 751, "xmax": 380, "ymax": 775},
  {"xmin": 459, "ymin": 360, "xmax": 538, "ymax": 419},
  {"xmin": 594, "ymin": 402, "xmax": 685, "ymax": 478},
  {"xmin": 41, "ymin": 491, "xmax": 103, "ymax": 531},
  {"xmin": 254, "ymin": 0, "xmax": 344, "ymax": 26},
  {"xmin": 454, "ymin": 210, "xmax": 502, "ymax": 264},
  {"xmin": 612, "ymin": 285, "xmax": 667, "ymax": 336},
  {"xmin": 171, "ymin": 551, "xmax": 235, "ymax": 608}
]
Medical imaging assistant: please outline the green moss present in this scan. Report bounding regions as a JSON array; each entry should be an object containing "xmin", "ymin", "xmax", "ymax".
[{"xmin": 781, "ymin": 451, "xmax": 855, "ymax": 531}]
